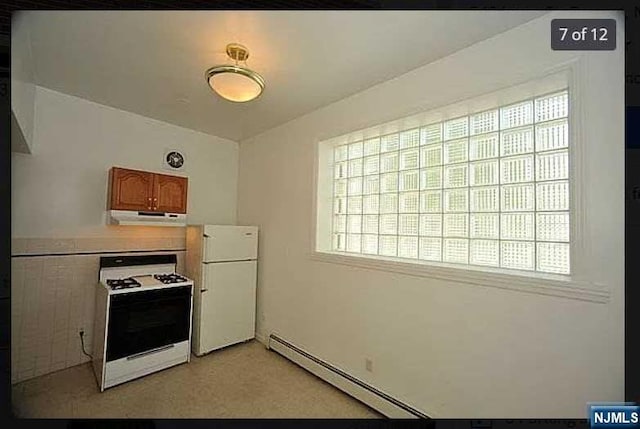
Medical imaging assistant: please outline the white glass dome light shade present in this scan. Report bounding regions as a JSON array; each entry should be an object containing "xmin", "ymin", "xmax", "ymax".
[{"xmin": 206, "ymin": 65, "xmax": 265, "ymax": 103}]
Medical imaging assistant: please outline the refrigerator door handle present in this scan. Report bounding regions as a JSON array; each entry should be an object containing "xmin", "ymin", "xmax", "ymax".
[
  {"xmin": 202, "ymin": 234, "xmax": 211, "ymax": 262},
  {"xmin": 201, "ymin": 263, "xmax": 208, "ymax": 293}
]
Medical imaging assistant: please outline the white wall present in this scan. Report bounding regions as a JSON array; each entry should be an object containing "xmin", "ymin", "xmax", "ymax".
[
  {"xmin": 238, "ymin": 11, "xmax": 624, "ymax": 418},
  {"xmin": 12, "ymin": 86, "xmax": 239, "ymax": 238},
  {"xmin": 11, "ymin": 12, "xmax": 36, "ymax": 154}
]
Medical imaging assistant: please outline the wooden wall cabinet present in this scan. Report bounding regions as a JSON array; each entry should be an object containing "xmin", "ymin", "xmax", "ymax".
[{"xmin": 108, "ymin": 167, "xmax": 188, "ymax": 214}]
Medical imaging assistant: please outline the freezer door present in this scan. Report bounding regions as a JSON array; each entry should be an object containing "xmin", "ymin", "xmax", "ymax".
[
  {"xmin": 197, "ymin": 260, "xmax": 257, "ymax": 354},
  {"xmin": 203, "ymin": 225, "xmax": 258, "ymax": 262}
]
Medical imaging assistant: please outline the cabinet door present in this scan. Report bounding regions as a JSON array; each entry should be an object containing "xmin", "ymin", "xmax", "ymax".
[
  {"xmin": 110, "ymin": 168, "xmax": 154, "ymax": 211},
  {"xmin": 153, "ymin": 173, "xmax": 188, "ymax": 213}
]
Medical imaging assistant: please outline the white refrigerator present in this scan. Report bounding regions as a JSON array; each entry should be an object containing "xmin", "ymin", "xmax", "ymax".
[{"xmin": 186, "ymin": 225, "xmax": 258, "ymax": 356}]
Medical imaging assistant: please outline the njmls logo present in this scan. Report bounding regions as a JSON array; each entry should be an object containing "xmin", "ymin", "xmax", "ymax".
[{"xmin": 589, "ymin": 403, "xmax": 640, "ymax": 428}]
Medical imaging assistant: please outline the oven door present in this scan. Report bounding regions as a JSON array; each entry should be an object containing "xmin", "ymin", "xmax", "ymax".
[{"xmin": 106, "ymin": 286, "xmax": 192, "ymax": 362}]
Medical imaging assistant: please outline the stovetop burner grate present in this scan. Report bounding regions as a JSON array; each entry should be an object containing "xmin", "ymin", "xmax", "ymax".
[
  {"xmin": 153, "ymin": 274, "xmax": 189, "ymax": 284},
  {"xmin": 106, "ymin": 278, "xmax": 142, "ymax": 290}
]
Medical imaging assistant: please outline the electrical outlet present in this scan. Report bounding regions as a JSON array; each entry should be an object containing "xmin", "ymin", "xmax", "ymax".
[{"xmin": 365, "ymin": 358, "xmax": 373, "ymax": 372}]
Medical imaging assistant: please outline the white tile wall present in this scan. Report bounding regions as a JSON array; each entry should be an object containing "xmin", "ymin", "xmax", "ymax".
[{"xmin": 11, "ymin": 235, "xmax": 187, "ymax": 384}]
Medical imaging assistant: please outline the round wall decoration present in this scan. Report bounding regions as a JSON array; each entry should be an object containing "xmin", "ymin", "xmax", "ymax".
[{"xmin": 165, "ymin": 151, "xmax": 185, "ymax": 169}]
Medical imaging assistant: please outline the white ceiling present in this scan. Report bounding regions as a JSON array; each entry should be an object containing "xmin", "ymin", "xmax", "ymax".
[{"xmin": 24, "ymin": 10, "xmax": 547, "ymax": 141}]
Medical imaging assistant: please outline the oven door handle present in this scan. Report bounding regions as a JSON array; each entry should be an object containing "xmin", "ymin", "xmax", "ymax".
[{"xmin": 126, "ymin": 344, "xmax": 175, "ymax": 360}]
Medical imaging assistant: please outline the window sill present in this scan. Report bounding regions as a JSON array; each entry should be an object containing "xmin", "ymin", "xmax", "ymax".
[{"xmin": 309, "ymin": 251, "xmax": 610, "ymax": 303}]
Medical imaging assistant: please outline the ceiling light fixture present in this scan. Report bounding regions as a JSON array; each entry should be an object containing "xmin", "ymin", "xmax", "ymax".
[{"xmin": 205, "ymin": 43, "xmax": 265, "ymax": 103}]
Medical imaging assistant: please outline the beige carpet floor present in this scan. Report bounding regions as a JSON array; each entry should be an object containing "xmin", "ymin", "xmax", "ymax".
[{"xmin": 11, "ymin": 340, "xmax": 383, "ymax": 418}]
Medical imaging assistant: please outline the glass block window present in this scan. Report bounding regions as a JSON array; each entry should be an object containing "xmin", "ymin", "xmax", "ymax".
[{"xmin": 331, "ymin": 90, "xmax": 570, "ymax": 275}]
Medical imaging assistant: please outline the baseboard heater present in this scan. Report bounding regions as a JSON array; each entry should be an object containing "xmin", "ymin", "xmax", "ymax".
[{"xmin": 267, "ymin": 334, "xmax": 429, "ymax": 419}]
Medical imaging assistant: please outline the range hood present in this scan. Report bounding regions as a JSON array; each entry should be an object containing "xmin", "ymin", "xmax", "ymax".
[{"xmin": 108, "ymin": 210, "xmax": 187, "ymax": 227}]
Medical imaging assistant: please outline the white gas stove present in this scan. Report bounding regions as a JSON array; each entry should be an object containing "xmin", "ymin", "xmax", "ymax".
[{"xmin": 93, "ymin": 254, "xmax": 194, "ymax": 391}]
